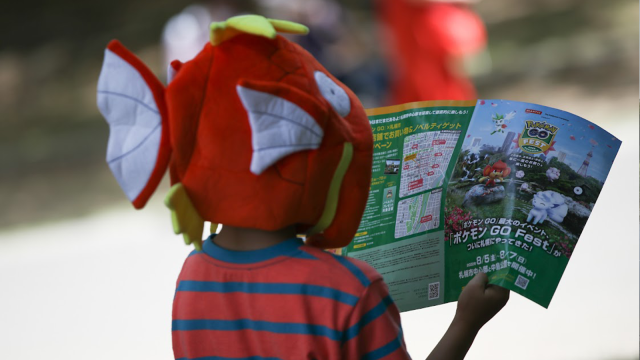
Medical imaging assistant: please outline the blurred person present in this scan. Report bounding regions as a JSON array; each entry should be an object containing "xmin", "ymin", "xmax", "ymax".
[
  {"xmin": 376, "ymin": 0, "xmax": 487, "ymax": 104},
  {"xmin": 97, "ymin": 14, "xmax": 508, "ymax": 360},
  {"xmin": 258, "ymin": 0, "xmax": 342, "ymax": 61},
  {"xmin": 162, "ymin": 1, "xmax": 257, "ymax": 71},
  {"xmin": 259, "ymin": 0, "xmax": 388, "ymax": 107}
]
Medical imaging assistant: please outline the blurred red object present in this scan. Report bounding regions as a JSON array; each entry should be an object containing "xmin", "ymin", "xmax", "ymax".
[{"xmin": 376, "ymin": 0, "xmax": 487, "ymax": 104}]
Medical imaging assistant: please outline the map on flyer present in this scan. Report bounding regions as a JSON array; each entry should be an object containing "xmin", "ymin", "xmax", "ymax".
[
  {"xmin": 395, "ymin": 189, "xmax": 442, "ymax": 238},
  {"xmin": 399, "ymin": 130, "xmax": 461, "ymax": 198}
]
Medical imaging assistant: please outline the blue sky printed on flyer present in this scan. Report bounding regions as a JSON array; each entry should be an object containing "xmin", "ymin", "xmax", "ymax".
[{"xmin": 461, "ymin": 99, "xmax": 621, "ymax": 183}]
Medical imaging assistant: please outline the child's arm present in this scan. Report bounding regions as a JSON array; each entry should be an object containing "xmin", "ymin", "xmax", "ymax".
[
  {"xmin": 341, "ymin": 278, "xmax": 411, "ymax": 359},
  {"xmin": 426, "ymin": 272, "xmax": 509, "ymax": 360}
]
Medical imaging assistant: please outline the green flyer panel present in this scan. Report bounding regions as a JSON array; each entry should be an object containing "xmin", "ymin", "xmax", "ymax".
[
  {"xmin": 342, "ymin": 100, "xmax": 476, "ymax": 312},
  {"xmin": 443, "ymin": 99, "xmax": 621, "ymax": 307},
  {"xmin": 336, "ymin": 99, "xmax": 620, "ymax": 312}
]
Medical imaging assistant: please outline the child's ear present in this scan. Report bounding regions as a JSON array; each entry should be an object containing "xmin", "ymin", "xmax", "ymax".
[{"xmin": 97, "ymin": 40, "xmax": 172, "ymax": 209}]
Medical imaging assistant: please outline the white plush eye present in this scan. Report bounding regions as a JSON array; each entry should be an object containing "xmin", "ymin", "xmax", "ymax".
[
  {"xmin": 573, "ymin": 186, "xmax": 583, "ymax": 195},
  {"xmin": 314, "ymin": 71, "xmax": 350, "ymax": 117}
]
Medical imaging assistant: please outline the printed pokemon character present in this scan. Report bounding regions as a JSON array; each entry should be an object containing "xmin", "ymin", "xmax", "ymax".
[
  {"xmin": 479, "ymin": 160, "xmax": 511, "ymax": 187},
  {"xmin": 490, "ymin": 111, "xmax": 515, "ymax": 135},
  {"xmin": 96, "ymin": 15, "xmax": 373, "ymax": 250},
  {"xmin": 490, "ymin": 113, "xmax": 506, "ymax": 134},
  {"xmin": 526, "ymin": 190, "xmax": 568, "ymax": 225},
  {"xmin": 546, "ymin": 167, "xmax": 560, "ymax": 182}
]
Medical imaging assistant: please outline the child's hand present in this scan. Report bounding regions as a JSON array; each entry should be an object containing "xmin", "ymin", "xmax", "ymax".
[{"xmin": 453, "ymin": 272, "xmax": 509, "ymax": 332}]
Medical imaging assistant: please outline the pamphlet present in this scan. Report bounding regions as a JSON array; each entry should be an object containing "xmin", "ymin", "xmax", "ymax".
[{"xmin": 336, "ymin": 99, "xmax": 621, "ymax": 311}]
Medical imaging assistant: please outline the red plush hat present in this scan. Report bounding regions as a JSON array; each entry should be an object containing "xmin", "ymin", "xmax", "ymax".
[{"xmin": 96, "ymin": 15, "xmax": 373, "ymax": 250}]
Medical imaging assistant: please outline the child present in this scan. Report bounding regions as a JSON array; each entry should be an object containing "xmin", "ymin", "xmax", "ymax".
[
  {"xmin": 173, "ymin": 224, "xmax": 508, "ymax": 359},
  {"xmin": 96, "ymin": 15, "xmax": 508, "ymax": 360}
]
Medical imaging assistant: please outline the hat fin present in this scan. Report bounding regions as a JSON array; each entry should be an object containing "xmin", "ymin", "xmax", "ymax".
[
  {"xmin": 165, "ymin": 183, "xmax": 204, "ymax": 251},
  {"xmin": 97, "ymin": 40, "xmax": 171, "ymax": 208},
  {"xmin": 210, "ymin": 15, "xmax": 308, "ymax": 46},
  {"xmin": 236, "ymin": 84, "xmax": 324, "ymax": 175}
]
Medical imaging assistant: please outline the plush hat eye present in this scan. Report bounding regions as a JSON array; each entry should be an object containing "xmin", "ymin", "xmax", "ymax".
[
  {"xmin": 314, "ymin": 71, "xmax": 350, "ymax": 117},
  {"xmin": 573, "ymin": 186, "xmax": 583, "ymax": 195}
]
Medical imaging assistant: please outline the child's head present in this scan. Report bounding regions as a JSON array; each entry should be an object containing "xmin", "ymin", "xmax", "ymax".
[{"xmin": 97, "ymin": 15, "xmax": 373, "ymax": 250}]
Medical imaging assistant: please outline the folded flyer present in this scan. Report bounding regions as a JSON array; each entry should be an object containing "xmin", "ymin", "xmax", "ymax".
[{"xmin": 335, "ymin": 99, "xmax": 621, "ymax": 311}]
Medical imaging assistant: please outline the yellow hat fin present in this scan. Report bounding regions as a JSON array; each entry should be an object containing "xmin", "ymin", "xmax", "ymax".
[
  {"xmin": 165, "ymin": 183, "xmax": 204, "ymax": 251},
  {"xmin": 268, "ymin": 19, "xmax": 309, "ymax": 34},
  {"xmin": 210, "ymin": 15, "xmax": 309, "ymax": 46}
]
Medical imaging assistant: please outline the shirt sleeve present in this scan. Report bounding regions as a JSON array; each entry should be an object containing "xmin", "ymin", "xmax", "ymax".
[{"xmin": 341, "ymin": 279, "xmax": 412, "ymax": 360}]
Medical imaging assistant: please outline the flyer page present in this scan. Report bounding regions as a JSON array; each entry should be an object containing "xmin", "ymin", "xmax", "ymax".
[
  {"xmin": 340, "ymin": 100, "xmax": 476, "ymax": 312},
  {"xmin": 443, "ymin": 99, "xmax": 621, "ymax": 307},
  {"xmin": 337, "ymin": 99, "xmax": 621, "ymax": 312}
]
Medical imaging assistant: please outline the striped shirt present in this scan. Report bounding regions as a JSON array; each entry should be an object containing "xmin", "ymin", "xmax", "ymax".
[{"xmin": 172, "ymin": 236, "xmax": 411, "ymax": 360}]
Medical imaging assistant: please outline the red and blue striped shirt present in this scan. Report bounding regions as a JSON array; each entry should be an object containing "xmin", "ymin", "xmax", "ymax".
[{"xmin": 172, "ymin": 236, "xmax": 411, "ymax": 360}]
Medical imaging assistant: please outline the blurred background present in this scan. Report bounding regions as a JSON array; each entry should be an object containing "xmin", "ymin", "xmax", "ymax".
[{"xmin": 0, "ymin": 0, "xmax": 638, "ymax": 359}]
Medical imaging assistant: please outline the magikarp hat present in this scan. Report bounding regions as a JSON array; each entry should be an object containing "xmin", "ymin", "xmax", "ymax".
[{"xmin": 97, "ymin": 15, "xmax": 373, "ymax": 250}]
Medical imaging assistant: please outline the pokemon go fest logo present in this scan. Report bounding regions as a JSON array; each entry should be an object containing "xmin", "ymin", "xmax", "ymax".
[{"xmin": 518, "ymin": 120, "xmax": 558, "ymax": 155}]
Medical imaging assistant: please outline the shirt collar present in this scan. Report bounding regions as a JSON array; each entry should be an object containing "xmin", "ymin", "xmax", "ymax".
[{"xmin": 202, "ymin": 234, "xmax": 305, "ymax": 264}]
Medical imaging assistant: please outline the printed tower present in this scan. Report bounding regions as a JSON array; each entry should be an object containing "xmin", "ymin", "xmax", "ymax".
[
  {"xmin": 501, "ymin": 132, "xmax": 516, "ymax": 154},
  {"xmin": 577, "ymin": 148, "xmax": 593, "ymax": 176},
  {"xmin": 558, "ymin": 151, "xmax": 567, "ymax": 163}
]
